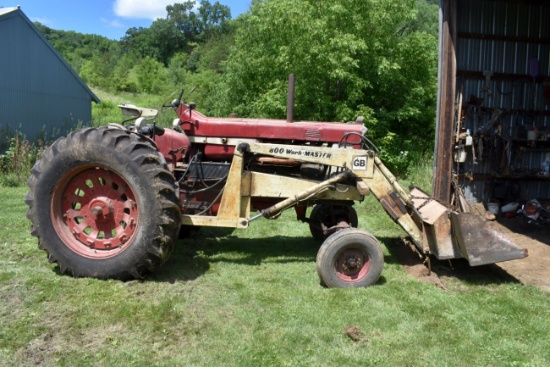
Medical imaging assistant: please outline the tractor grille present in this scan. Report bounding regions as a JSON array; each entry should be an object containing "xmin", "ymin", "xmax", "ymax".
[
  {"xmin": 188, "ymin": 162, "xmax": 231, "ymax": 180},
  {"xmin": 305, "ymin": 128, "xmax": 321, "ymax": 140}
]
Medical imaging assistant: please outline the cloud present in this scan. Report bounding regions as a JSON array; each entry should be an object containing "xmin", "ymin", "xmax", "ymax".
[
  {"xmin": 32, "ymin": 17, "xmax": 53, "ymax": 26},
  {"xmin": 100, "ymin": 18, "xmax": 124, "ymax": 28},
  {"xmin": 113, "ymin": 0, "xmax": 195, "ymax": 20}
]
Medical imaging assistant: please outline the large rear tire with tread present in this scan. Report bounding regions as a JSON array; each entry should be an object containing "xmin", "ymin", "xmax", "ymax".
[
  {"xmin": 316, "ymin": 228, "xmax": 383, "ymax": 288},
  {"xmin": 26, "ymin": 127, "xmax": 181, "ymax": 280}
]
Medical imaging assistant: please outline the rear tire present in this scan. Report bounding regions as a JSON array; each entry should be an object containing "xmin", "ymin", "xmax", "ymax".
[
  {"xmin": 316, "ymin": 228, "xmax": 383, "ymax": 288},
  {"xmin": 26, "ymin": 127, "xmax": 181, "ymax": 280}
]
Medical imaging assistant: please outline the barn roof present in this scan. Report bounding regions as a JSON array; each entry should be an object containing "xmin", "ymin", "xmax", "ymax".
[{"xmin": 0, "ymin": 6, "xmax": 100, "ymax": 103}]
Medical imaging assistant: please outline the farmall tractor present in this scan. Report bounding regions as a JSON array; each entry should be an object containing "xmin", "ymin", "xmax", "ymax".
[{"xmin": 26, "ymin": 88, "xmax": 527, "ymax": 288}]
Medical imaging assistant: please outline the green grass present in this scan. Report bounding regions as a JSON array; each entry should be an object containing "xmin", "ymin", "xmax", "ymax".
[
  {"xmin": 92, "ymin": 88, "xmax": 182, "ymax": 128},
  {"xmin": 1, "ymin": 188, "xmax": 549, "ymax": 366}
]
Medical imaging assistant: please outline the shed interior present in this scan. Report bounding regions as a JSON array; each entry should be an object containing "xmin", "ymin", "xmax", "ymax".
[{"xmin": 437, "ymin": 0, "xmax": 550, "ymax": 226}]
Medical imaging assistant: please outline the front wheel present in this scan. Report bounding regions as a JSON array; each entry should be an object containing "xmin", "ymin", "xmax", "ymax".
[
  {"xmin": 309, "ymin": 204, "xmax": 358, "ymax": 242},
  {"xmin": 26, "ymin": 127, "xmax": 181, "ymax": 280},
  {"xmin": 316, "ymin": 228, "xmax": 384, "ymax": 288}
]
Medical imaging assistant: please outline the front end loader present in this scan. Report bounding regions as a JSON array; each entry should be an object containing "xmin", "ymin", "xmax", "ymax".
[{"xmin": 25, "ymin": 89, "xmax": 527, "ymax": 288}]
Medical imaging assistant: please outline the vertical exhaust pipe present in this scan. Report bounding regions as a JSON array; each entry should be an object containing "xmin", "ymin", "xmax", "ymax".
[{"xmin": 287, "ymin": 74, "xmax": 295, "ymax": 123}]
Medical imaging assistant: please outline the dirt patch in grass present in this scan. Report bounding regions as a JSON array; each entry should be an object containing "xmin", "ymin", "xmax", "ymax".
[
  {"xmin": 16, "ymin": 324, "xmax": 125, "ymax": 365},
  {"xmin": 388, "ymin": 217, "xmax": 550, "ymax": 292},
  {"xmin": 388, "ymin": 239, "xmax": 450, "ymax": 290}
]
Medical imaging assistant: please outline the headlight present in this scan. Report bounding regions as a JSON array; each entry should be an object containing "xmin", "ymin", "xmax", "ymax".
[
  {"xmin": 172, "ymin": 118, "xmax": 181, "ymax": 129},
  {"xmin": 135, "ymin": 117, "xmax": 147, "ymax": 130}
]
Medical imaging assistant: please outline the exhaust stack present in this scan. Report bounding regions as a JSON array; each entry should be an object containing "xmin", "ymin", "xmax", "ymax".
[{"xmin": 287, "ymin": 74, "xmax": 295, "ymax": 123}]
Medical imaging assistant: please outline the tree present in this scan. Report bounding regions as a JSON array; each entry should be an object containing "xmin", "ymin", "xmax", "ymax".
[
  {"xmin": 121, "ymin": 27, "xmax": 159, "ymax": 59},
  {"xmin": 187, "ymin": 31, "xmax": 235, "ymax": 73},
  {"xmin": 110, "ymin": 54, "xmax": 138, "ymax": 92},
  {"xmin": 221, "ymin": 0, "xmax": 412, "ymax": 117},
  {"xmin": 216, "ymin": 0, "xmax": 437, "ymax": 175},
  {"xmin": 134, "ymin": 57, "xmax": 169, "ymax": 94},
  {"xmin": 197, "ymin": 0, "xmax": 232, "ymax": 41},
  {"xmin": 166, "ymin": 0, "xmax": 231, "ymax": 43},
  {"xmin": 167, "ymin": 52, "xmax": 188, "ymax": 86},
  {"xmin": 119, "ymin": 1, "xmax": 232, "ymax": 66},
  {"xmin": 166, "ymin": 1, "xmax": 202, "ymax": 46},
  {"xmin": 36, "ymin": 22, "xmax": 118, "ymax": 75},
  {"xmin": 80, "ymin": 55, "xmax": 109, "ymax": 87},
  {"xmin": 398, "ymin": 0, "xmax": 439, "ymax": 36},
  {"xmin": 148, "ymin": 18, "xmax": 187, "ymax": 65}
]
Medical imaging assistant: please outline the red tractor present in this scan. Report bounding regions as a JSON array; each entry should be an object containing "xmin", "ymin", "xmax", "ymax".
[{"xmin": 26, "ymin": 89, "xmax": 526, "ymax": 288}]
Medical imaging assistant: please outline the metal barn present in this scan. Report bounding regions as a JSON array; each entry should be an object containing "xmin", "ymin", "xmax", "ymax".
[
  {"xmin": 0, "ymin": 6, "xmax": 99, "ymax": 147},
  {"xmin": 434, "ymin": 0, "xmax": 550, "ymax": 210}
]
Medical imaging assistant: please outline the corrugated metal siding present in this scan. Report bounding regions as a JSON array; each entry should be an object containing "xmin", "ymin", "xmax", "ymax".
[
  {"xmin": 0, "ymin": 9, "xmax": 98, "ymax": 147},
  {"xmin": 445, "ymin": 0, "xmax": 550, "ymax": 203}
]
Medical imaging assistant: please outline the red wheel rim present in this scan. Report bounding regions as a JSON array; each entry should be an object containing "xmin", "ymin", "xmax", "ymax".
[
  {"xmin": 335, "ymin": 247, "xmax": 371, "ymax": 283},
  {"xmin": 51, "ymin": 166, "xmax": 139, "ymax": 259}
]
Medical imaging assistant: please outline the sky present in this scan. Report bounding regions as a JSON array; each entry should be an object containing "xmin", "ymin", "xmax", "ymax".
[{"xmin": 1, "ymin": 0, "xmax": 251, "ymax": 40}]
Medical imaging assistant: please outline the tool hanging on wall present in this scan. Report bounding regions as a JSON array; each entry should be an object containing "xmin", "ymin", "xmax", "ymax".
[
  {"xmin": 452, "ymin": 179, "xmax": 471, "ymax": 213},
  {"xmin": 471, "ymin": 134, "xmax": 478, "ymax": 165},
  {"xmin": 479, "ymin": 109, "xmax": 503, "ymax": 135},
  {"xmin": 455, "ymin": 85, "xmax": 464, "ymax": 143},
  {"xmin": 481, "ymin": 70, "xmax": 493, "ymax": 95},
  {"xmin": 478, "ymin": 138, "xmax": 483, "ymax": 162}
]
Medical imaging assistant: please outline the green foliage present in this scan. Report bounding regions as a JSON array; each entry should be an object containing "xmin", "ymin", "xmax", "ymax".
[
  {"xmin": 185, "ymin": 31, "xmax": 235, "ymax": 77},
  {"xmin": 221, "ymin": 0, "xmax": 408, "ymax": 118},
  {"xmin": 0, "ymin": 132, "xmax": 45, "ymax": 187},
  {"xmin": 197, "ymin": 0, "xmax": 233, "ymax": 41},
  {"xmin": 36, "ymin": 1, "xmax": 232, "ymax": 96},
  {"xmin": 90, "ymin": 88, "xmax": 188, "ymax": 127},
  {"xmin": 91, "ymin": 99, "xmax": 121, "ymax": 126},
  {"xmin": 36, "ymin": 0, "xmax": 439, "ymax": 176},
  {"xmin": 401, "ymin": 0, "xmax": 440, "ymax": 36},
  {"xmin": 120, "ymin": 1, "xmax": 232, "ymax": 65},
  {"xmin": 80, "ymin": 56, "xmax": 107, "ymax": 86},
  {"xmin": 167, "ymin": 52, "xmax": 189, "ymax": 85},
  {"xmin": 180, "ymin": 70, "xmax": 226, "ymax": 116},
  {"xmin": 367, "ymin": 30, "xmax": 438, "ymax": 157},
  {"xmin": 213, "ymin": 0, "xmax": 438, "ymax": 175},
  {"xmin": 120, "ymin": 26, "xmax": 160, "ymax": 60},
  {"xmin": 134, "ymin": 57, "xmax": 169, "ymax": 94},
  {"xmin": 35, "ymin": 22, "xmax": 118, "ymax": 74},
  {"xmin": 110, "ymin": 54, "xmax": 139, "ymax": 93},
  {"xmin": 167, "ymin": 0, "xmax": 232, "ymax": 45},
  {"xmin": 399, "ymin": 152, "xmax": 435, "ymax": 193}
]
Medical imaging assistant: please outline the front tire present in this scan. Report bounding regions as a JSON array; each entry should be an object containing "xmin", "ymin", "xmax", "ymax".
[
  {"xmin": 316, "ymin": 228, "xmax": 384, "ymax": 288},
  {"xmin": 309, "ymin": 204, "xmax": 358, "ymax": 242},
  {"xmin": 26, "ymin": 127, "xmax": 181, "ymax": 280}
]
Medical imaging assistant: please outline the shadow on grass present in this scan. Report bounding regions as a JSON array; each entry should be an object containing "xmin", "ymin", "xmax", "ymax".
[
  {"xmin": 152, "ymin": 228, "xmax": 397, "ymax": 286},
  {"xmin": 151, "ymin": 228, "xmax": 394, "ymax": 284},
  {"xmin": 379, "ymin": 235, "xmax": 522, "ymax": 287},
  {"xmin": 153, "ymin": 229, "xmax": 322, "ymax": 283},
  {"xmin": 155, "ymin": 231, "xmax": 393, "ymax": 287},
  {"xmin": 152, "ymin": 228, "xmax": 520, "ymax": 287}
]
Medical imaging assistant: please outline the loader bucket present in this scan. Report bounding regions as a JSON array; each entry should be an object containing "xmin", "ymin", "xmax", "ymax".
[{"xmin": 450, "ymin": 212, "xmax": 528, "ymax": 266}]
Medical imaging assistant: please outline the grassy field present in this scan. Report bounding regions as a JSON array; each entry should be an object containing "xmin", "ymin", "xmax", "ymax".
[
  {"xmin": 91, "ymin": 89, "xmax": 185, "ymax": 128},
  {"xmin": 0, "ymin": 187, "xmax": 549, "ymax": 366}
]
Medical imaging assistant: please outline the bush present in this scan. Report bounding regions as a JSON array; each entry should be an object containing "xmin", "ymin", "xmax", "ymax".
[
  {"xmin": 0, "ymin": 173, "xmax": 21, "ymax": 187},
  {"xmin": 401, "ymin": 151, "xmax": 434, "ymax": 193},
  {"xmin": 0, "ymin": 132, "xmax": 46, "ymax": 187}
]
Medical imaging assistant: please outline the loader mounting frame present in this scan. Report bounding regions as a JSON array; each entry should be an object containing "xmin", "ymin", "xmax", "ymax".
[{"xmin": 181, "ymin": 141, "xmax": 527, "ymax": 268}]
